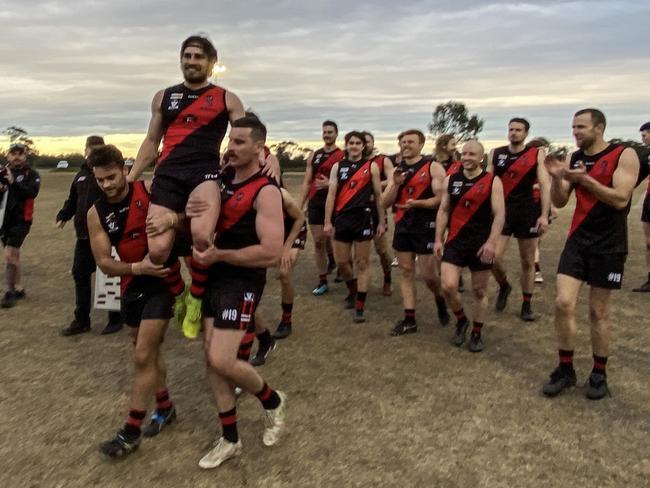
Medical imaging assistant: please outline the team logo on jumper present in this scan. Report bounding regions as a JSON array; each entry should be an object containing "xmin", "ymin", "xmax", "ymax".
[
  {"xmin": 105, "ymin": 212, "xmax": 118, "ymax": 233},
  {"xmin": 169, "ymin": 100, "xmax": 179, "ymax": 110},
  {"xmin": 572, "ymin": 160, "xmax": 584, "ymax": 170},
  {"xmin": 16, "ymin": 175, "xmax": 24, "ymax": 183},
  {"xmin": 497, "ymin": 154, "xmax": 508, "ymax": 166},
  {"xmin": 451, "ymin": 180, "xmax": 463, "ymax": 195}
]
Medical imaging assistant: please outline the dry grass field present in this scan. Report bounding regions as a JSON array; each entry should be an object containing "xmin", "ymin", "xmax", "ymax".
[{"xmin": 0, "ymin": 171, "xmax": 648, "ymax": 487}]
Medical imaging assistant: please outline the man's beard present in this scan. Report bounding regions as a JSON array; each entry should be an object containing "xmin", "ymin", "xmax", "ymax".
[
  {"xmin": 577, "ymin": 135, "xmax": 595, "ymax": 150},
  {"xmin": 183, "ymin": 69, "xmax": 208, "ymax": 83},
  {"xmin": 509, "ymin": 137, "xmax": 525, "ymax": 146}
]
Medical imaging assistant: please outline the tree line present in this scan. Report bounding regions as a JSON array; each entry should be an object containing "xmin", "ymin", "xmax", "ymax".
[{"xmin": 4, "ymin": 101, "xmax": 647, "ymax": 171}]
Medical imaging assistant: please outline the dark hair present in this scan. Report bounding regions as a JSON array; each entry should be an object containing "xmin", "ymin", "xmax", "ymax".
[
  {"xmin": 344, "ymin": 131, "xmax": 369, "ymax": 159},
  {"xmin": 322, "ymin": 120, "xmax": 338, "ymax": 133},
  {"xmin": 398, "ymin": 129, "xmax": 426, "ymax": 144},
  {"xmin": 85, "ymin": 135, "xmax": 105, "ymax": 148},
  {"xmin": 180, "ymin": 35, "xmax": 218, "ymax": 61},
  {"xmin": 87, "ymin": 144, "xmax": 125, "ymax": 169},
  {"xmin": 526, "ymin": 138, "xmax": 550, "ymax": 149},
  {"xmin": 574, "ymin": 108, "xmax": 606, "ymax": 130},
  {"xmin": 362, "ymin": 131, "xmax": 374, "ymax": 142},
  {"xmin": 232, "ymin": 115, "xmax": 267, "ymax": 142},
  {"xmin": 640, "ymin": 122, "xmax": 650, "ymax": 132},
  {"xmin": 509, "ymin": 117, "xmax": 530, "ymax": 132}
]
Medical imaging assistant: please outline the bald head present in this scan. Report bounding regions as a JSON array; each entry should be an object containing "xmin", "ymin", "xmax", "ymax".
[
  {"xmin": 462, "ymin": 140, "xmax": 484, "ymax": 157},
  {"xmin": 460, "ymin": 140, "xmax": 485, "ymax": 172}
]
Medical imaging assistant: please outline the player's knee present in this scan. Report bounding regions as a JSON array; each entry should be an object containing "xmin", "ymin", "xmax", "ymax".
[
  {"xmin": 398, "ymin": 258, "xmax": 414, "ymax": 273},
  {"xmin": 520, "ymin": 253, "xmax": 535, "ymax": 270},
  {"xmin": 191, "ymin": 232, "xmax": 212, "ymax": 253},
  {"xmin": 339, "ymin": 261, "xmax": 353, "ymax": 277},
  {"xmin": 354, "ymin": 256, "xmax": 369, "ymax": 272},
  {"xmin": 278, "ymin": 268, "xmax": 291, "ymax": 281},
  {"xmin": 148, "ymin": 244, "xmax": 170, "ymax": 265},
  {"xmin": 472, "ymin": 285, "xmax": 487, "ymax": 300},
  {"xmin": 133, "ymin": 345, "xmax": 155, "ymax": 370},
  {"xmin": 209, "ymin": 354, "xmax": 236, "ymax": 377},
  {"xmin": 589, "ymin": 304, "xmax": 608, "ymax": 324},
  {"xmin": 555, "ymin": 295, "xmax": 576, "ymax": 316},
  {"xmin": 4, "ymin": 249, "xmax": 19, "ymax": 264},
  {"xmin": 441, "ymin": 279, "xmax": 457, "ymax": 297},
  {"xmin": 417, "ymin": 265, "xmax": 435, "ymax": 282}
]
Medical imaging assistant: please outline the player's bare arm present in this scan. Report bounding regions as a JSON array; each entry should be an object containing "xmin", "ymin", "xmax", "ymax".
[
  {"xmin": 536, "ymin": 147, "xmax": 551, "ymax": 232},
  {"xmin": 298, "ymin": 152, "xmax": 315, "ymax": 210},
  {"xmin": 486, "ymin": 149, "xmax": 496, "ymax": 173},
  {"xmin": 194, "ymin": 185, "xmax": 284, "ymax": 268},
  {"xmin": 567, "ymin": 147, "xmax": 639, "ymax": 210},
  {"xmin": 225, "ymin": 91, "xmax": 246, "ymax": 123},
  {"xmin": 370, "ymin": 162, "xmax": 386, "ymax": 236},
  {"xmin": 281, "ymin": 188, "xmax": 306, "ymax": 250},
  {"xmin": 323, "ymin": 163, "xmax": 339, "ymax": 236},
  {"xmin": 434, "ymin": 175, "xmax": 451, "ymax": 255},
  {"xmin": 87, "ymin": 206, "xmax": 169, "ymax": 277},
  {"xmin": 128, "ymin": 90, "xmax": 165, "ymax": 182}
]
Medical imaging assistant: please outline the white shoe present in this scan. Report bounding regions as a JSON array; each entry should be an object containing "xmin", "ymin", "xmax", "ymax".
[
  {"xmin": 391, "ymin": 257, "xmax": 399, "ymax": 267},
  {"xmin": 198, "ymin": 437, "xmax": 242, "ymax": 469},
  {"xmin": 262, "ymin": 391, "xmax": 287, "ymax": 447},
  {"xmin": 534, "ymin": 271, "xmax": 544, "ymax": 284}
]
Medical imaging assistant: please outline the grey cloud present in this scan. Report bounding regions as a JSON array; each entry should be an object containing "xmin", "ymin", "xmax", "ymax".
[{"xmin": 0, "ymin": 0, "xmax": 647, "ymax": 144}]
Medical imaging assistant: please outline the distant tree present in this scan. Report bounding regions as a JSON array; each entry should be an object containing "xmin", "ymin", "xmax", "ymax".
[
  {"xmin": 3, "ymin": 126, "xmax": 37, "ymax": 155},
  {"xmin": 270, "ymin": 141, "xmax": 311, "ymax": 171},
  {"xmin": 428, "ymin": 101, "xmax": 484, "ymax": 142}
]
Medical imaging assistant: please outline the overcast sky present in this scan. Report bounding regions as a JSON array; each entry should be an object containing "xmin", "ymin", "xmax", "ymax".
[{"xmin": 0, "ymin": 0, "xmax": 647, "ymax": 154}]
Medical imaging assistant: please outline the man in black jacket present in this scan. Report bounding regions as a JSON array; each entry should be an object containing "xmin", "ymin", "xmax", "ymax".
[
  {"xmin": 57, "ymin": 136, "xmax": 122, "ymax": 335},
  {"xmin": 1, "ymin": 143, "xmax": 41, "ymax": 308}
]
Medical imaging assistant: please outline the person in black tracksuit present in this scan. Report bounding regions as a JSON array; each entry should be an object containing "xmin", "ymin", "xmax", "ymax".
[
  {"xmin": 1, "ymin": 143, "xmax": 41, "ymax": 308},
  {"xmin": 57, "ymin": 136, "xmax": 122, "ymax": 336}
]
